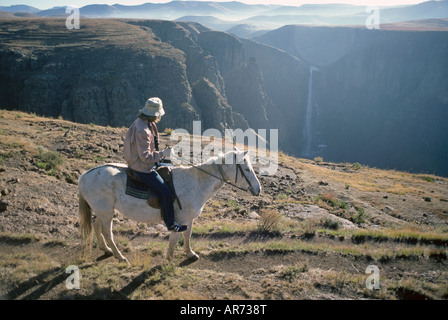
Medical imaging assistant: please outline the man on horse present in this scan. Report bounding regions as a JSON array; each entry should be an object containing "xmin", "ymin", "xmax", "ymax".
[{"xmin": 123, "ymin": 97, "xmax": 188, "ymax": 232}]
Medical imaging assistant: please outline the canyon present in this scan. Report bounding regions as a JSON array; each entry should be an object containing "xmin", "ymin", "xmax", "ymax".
[{"xmin": 1, "ymin": 12, "xmax": 447, "ymax": 176}]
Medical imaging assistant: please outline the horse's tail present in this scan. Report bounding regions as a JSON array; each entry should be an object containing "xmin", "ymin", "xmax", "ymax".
[{"xmin": 78, "ymin": 192, "xmax": 93, "ymax": 259}]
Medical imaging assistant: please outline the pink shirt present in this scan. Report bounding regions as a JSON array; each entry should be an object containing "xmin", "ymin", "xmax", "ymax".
[{"xmin": 123, "ymin": 118, "xmax": 161, "ymax": 173}]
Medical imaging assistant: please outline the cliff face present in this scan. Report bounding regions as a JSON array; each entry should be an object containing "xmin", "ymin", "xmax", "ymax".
[
  {"xmin": 3, "ymin": 18, "xmax": 445, "ymax": 176},
  {"xmin": 0, "ymin": 19, "xmax": 198, "ymax": 130},
  {"xmin": 312, "ymin": 29, "xmax": 448, "ymax": 176},
  {"xmin": 0, "ymin": 18, "xmax": 280, "ymax": 134},
  {"xmin": 254, "ymin": 26, "xmax": 448, "ymax": 177},
  {"xmin": 242, "ymin": 39, "xmax": 310, "ymax": 152}
]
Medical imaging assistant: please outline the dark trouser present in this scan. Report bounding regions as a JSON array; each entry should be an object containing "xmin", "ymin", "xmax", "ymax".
[{"xmin": 134, "ymin": 170, "xmax": 175, "ymax": 228}]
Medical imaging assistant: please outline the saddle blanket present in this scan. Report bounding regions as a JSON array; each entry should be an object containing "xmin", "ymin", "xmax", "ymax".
[
  {"xmin": 125, "ymin": 175, "xmax": 153, "ymax": 200},
  {"xmin": 123, "ymin": 165, "xmax": 181, "ymax": 210}
]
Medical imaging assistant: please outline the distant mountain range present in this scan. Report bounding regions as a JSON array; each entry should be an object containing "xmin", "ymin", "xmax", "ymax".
[{"xmin": 1, "ymin": 1, "xmax": 448, "ymax": 37}]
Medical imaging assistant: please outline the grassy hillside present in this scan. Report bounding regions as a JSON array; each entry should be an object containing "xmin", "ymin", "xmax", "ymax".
[{"xmin": 0, "ymin": 110, "xmax": 447, "ymax": 300}]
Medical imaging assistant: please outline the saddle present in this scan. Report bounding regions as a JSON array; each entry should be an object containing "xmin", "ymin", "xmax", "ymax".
[{"xmin": 125, "ymin": 166, "xmax": 182, "ymax": 210}]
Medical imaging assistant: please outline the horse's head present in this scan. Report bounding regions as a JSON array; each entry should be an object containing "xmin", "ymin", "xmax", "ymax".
[{"xmin": 221, "ymin": 148, "xmax": 262, "ymax": 196}]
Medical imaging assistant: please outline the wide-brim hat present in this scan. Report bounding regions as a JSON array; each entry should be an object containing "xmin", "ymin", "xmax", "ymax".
[{"xmin": 140, "ymin": 97, "xmax": 165, "ymax": 117}]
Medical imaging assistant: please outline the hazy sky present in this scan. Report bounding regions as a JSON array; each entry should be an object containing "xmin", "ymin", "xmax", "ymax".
[{"xmin": 0, "ymin": 0, "xmax": 427, "ymax": 10}]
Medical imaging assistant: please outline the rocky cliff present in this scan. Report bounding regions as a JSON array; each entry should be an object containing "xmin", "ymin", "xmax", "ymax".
[
  {"xmin": 2, "ymin": 18, "xmax": 447, "ymax": 177},
  {"xmin": 312, "ymin": 29, "xmax": 448, "ymax": 176},
  {"xmin": 254, "ymin": 25, "xmax": 448, "ymax": 177},
  {"xmin": 0, "ymin": 18, "xmax": 280, "ymax": 134},
  {"xmin": 0, "ymin": 19, "xmax": 197, "ymax": 130}
]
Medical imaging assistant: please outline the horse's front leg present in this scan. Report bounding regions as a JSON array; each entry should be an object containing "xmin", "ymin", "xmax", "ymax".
[
  {"xmin": 166, "ymin": 219, "xmax": 198, "ymax": 261},
  {"xmin": 166, "ymin": 231, "xmax": 182, "ymax": 261},
  {"xmin": 183, "ymin": 220, "xmax": 199, "ymax": 260}
]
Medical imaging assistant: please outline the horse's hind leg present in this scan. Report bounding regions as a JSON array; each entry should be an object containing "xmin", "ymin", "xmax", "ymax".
[
  {"xmin": 94, "ymin": 218, "xmax": 113, "ymax": 255},
  {"xmin": 97, "ymin": 213, "xmax": 129, "ymax": 264}
]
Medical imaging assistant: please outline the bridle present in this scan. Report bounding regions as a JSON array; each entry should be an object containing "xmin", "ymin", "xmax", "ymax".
[{"xmin": 191, "ymin": 153, "xmax": 255, "ymax": 194}]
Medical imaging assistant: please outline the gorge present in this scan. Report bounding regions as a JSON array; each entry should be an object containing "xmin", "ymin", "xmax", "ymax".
[
  {"xmin": 0, "ymin": 16, "xmax": 447, "ymax": 177},
  {"xmin": 254, "ymin": 25, "xmax": 448, "ymax": 177}
]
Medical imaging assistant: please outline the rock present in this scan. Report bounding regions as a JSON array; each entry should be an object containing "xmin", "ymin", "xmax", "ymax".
[
  {"xmin": 384, "ymin": 206, "xmax": 394, "ymax": 214},
  {"xmin": 423, "ymin": 197, "xmax": 432, "ymax": 202},
  {"xmin": 0, "ymin": 200, "xmax": 8, "ymax": 212},
  {"xmin": 250, "ymin": 204, "xmax": 260, "ymax": 210},
  {"xmin": 258, "ymin": 199, "xmax": 269, "ymax": 208},
  {"xmin": 248, "ymin": 211, "xmax": 260, "ymax": 219}
]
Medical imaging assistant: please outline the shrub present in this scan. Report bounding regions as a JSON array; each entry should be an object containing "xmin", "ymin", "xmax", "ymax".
[
  {"xmin": 37, "ymin": 146, "xmax": 63, "ymax": 171},
  {"xmin": 321, "ymin": 192, "xmax": 336, "ymax": 204},
  {"xmin": 338, "ymin": 201, "xmax": 349, "ymax": 209},
  {"xmin": 352, "ymin": 207, "xmax": 366, "ymax": 224},
  {"xmin": 314, "ymin": 156, "xmax": 323, "ymax": 163},
  {"xmin": 279, "ymin": 264, "xmax": 308, "ymax": 282},
  {"xmin": 352, "ymin": 162, "xmax": 362, "ymax": 170},
  {"xmin": 320, "ymin": 218, "xmax": 341, "ymax": 230},
  {"xmin": 164, "ymin": 128, "xmax": 174, "ymax": 136},
  {"xmin": 275, "ymin": 193, "xmax": 288, "ymax": 201},
  {"xmin": 320, "ymin": 192, "xmax": 348, "ymax": 209},
  {"xmin": 423, "ymin": 176, "xmax": 435, "ymax": 183},
  {"xmin": 258, "ymin": 209, "xmax": 282, "ymax": 232},
  {"xmin": 302, "ymin": 220, "xmax": 318, "ymax": 238}
]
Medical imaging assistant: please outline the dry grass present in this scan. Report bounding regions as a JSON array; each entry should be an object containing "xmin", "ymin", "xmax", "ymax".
[
  {"xmin": 278, "ymin": 152, "xmax": 447, "ymax": 198},
  {"xmin": 1, "ymin": 110, "xmax": 448, "ymax": 300},
  {"xmin": 0, "ymin": 250, "xmax": 60, "ymax": 286},
  {"xmin": 258, "ymin": 209, "xmax": 282, "ymax": 232},
  {"xmin": 0, "ymin": 131, "xmax": 38, "ymax": 155},
  {"xmin": 319, "ymin": 227, "xmax": 448, "ymax": 246},
  {"xmin": 0, "ymin": 232, "xmax": 40, "ymax": 245},
  {"xmin": 193, "ymin": 219, "xmax": 258, "ymax": 235}
]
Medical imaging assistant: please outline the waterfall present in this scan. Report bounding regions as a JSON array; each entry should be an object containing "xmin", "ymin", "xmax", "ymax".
[{"xmin": 302, "ymin": 66, "xmax": 318, "ymax": 157}]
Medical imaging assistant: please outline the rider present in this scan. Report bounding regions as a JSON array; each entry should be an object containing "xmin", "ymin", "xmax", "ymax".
[{"xmin": 123, "ymin": 97, "xmax": 187, "ymax": 232}]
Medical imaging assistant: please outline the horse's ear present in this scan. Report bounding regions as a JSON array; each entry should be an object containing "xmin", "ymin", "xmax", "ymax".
[
  {"xmin": 243, "ymin": 150, "xmax": 249, "ymax": 156},
  {"xmin": 234, "ymin": 147, "xmax": 239, "ymax": 152}
]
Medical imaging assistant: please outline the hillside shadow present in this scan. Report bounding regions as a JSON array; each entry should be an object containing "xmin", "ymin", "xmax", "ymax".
[
  {"xmin": 192, "ymin": 230, "xmax": 283, "ymax": 243},
  {"xmin": 3, "ymin": 264, "xmax": 100, "ymax": 300},
  {"xmin": 3, "ymin": 267, "xmax": 63, "ymax": 300},
  {"xmin": 118, "ymin": 265, "xmax": 162, "ymax": 298},
  {"xmin": 3, "ymin": 261, "xmax": 183, "ymax": 300},
  {"xmin": 243, "ymin": 230, "xmax": 283, "ymax": 243},
  {"xmin": 178, "ymin": 255, "xmax": 199, "ymax": 267}
]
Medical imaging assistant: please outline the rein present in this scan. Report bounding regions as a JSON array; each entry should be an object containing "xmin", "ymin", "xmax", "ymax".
[{"xmin": 190, "ymin": 154, "xmax": 253, "ymax": 193}]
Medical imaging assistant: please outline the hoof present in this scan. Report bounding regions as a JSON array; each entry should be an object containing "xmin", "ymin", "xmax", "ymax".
[
  {"xmin": 117, "ymin": 256, "xmax": 130, "ymax": 266},
  {"xmin": 188, "ymin": 252, "xmax": 199, "ymax": 261}
]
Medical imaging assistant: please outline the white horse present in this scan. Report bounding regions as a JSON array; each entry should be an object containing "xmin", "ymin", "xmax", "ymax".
[{"xmin": 78, "ymin": 149, "xmax": 261, "ymax": 264}]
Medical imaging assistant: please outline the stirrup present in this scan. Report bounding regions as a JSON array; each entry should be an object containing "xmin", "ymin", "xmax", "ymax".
[{"xmin": 169, "ymin": 222, "xmax": 187, "ymax": 232}]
